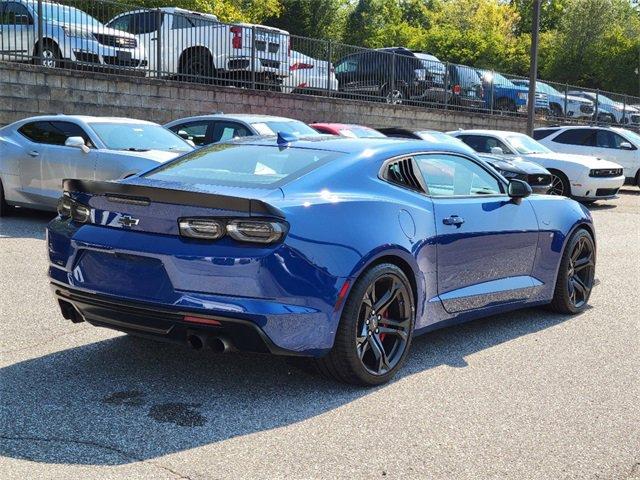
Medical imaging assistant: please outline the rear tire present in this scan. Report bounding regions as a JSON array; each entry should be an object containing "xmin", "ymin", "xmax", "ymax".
[
  {"xmin": 34, "ymin": 41, "xmax": 62, "ymax": 68},
  {"xmin": 550, "ymin": 103, "xmax": 563, "ymax": 118},
  {"xmin": 548, "ymin": 229, "xmax": 595, "ymax": 314},
  {"xmin": 495, "ymin": 98, "xmax": 516, "ymax": 113},
  {"xmin": 314, "ymin": 263, "xmax": 415, "ymax": 386},
  {"xmin": 179, "ymin": 49, "xmax": 214, "ymax": 83}
]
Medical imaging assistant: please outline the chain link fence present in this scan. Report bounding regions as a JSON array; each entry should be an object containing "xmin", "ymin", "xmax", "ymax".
[{"xmin": 1, "ymin": 0, "xmax": 639, "ymax": 130}]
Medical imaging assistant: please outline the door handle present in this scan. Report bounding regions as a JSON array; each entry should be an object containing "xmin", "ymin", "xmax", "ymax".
[
  {"xmin": 28, "ymin": 150, "xmax": 39, "ymax": 157},
  {"xmin": 442, "ymin": 215, "xmax": 465, "ymax": 227},
  {"xmin": 150, "ymin": 37, "xmax": 157, "ymax": 42}
]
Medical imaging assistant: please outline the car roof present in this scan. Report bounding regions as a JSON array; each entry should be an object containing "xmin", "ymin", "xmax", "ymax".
[
  {"xmin": 166, "ymin": 114, "xmax": 304, "ymax": 125},
  {"xmin": 8, "ymin": 115, "xmax": 158, "ymax": 125},
  {"xmin": 311, "ymin": 123, "xmax": 376, "ymax": 130},
  {"xmin": 217, "ymin": 135, "xmax": 475, "ymax": 156},
  {"xmin": 449, "ymin": 129, "xmax": 523, "ymax": 137}
]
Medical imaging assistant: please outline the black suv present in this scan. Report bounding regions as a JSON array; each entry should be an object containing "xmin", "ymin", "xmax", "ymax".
[
  {"xmin": 334, "ymin": 48, "xmax": 448, "ymax": 105},
  {"xmin": 447, "ymin": 64, "xmax": 484, "ymax": 110}
]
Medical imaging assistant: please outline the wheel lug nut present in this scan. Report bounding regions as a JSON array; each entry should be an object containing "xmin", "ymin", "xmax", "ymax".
[
  {"xmin": 368, "ymin": 331, "xmax": 372, "ymax": 336},
  {"xmin": 375, "ymin": 328, "xmax": 379, "ymax": 333},
  {"xmin": 377, "ymin": 315, "xmax": 381, "ymax": 320},
  {"xmin": 366, "ymin": 320, "xmax": 370, "ymax": 325}
]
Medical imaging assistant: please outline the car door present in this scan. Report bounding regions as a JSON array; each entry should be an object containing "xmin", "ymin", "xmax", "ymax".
[
  {"xmin": 546, "ymin": 128, "xmax": 594, "ymax": 156},
  {"xmin": 590, "ymin": 130, "xmax": 638, "ymax": 179},
  {"xmin": 0, "ymin": 2, "xmax": 34, "ymax": 61},
  {"xmin": 414, "ymin": 153, "xmax": 540, "ymax": 313},
  {"xmin": 20, "ymin": 121, "xmax": 95, "ymax": 207}
]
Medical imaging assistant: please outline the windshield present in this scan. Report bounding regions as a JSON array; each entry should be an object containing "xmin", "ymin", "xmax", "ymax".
[
  {"xmin": 478, "ymin": 70, "xmax": 515, "ymax": 87},
  {"xmin": 339, "ymin": 127, "xmax": 386, "ymax": 138},
  {"xmin": 597, "ymin": 94, "xmax": 615, "ymax": 105},
  {"xmin": 90, "ymin": 123, "xmax": 192, "ymax": 152},
  {"xmin": 250, "ymin": 120, "xmax": 321, "ymax": 137},
  {"xmin": 142, "ymin": 144, "xmax": 342, "ymax": 188},
  {"xmin": 506, "ymin": 135, "xmax": 552, "ymax": 154},
  {"xmin": 537, "ymin": 82, "xmax": 561, "ymax": 96},
  {"xmin": 41, "ymin": 3, "xmax": 102, "ymax": 27}
]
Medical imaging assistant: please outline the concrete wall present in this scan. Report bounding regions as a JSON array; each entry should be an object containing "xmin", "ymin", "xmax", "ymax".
[{"xmin": 0, "ymin": 62, "xmax": 530, "ymax": 132}]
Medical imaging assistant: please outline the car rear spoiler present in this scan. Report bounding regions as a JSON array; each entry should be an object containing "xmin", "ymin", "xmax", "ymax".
[{"xmin": 62, "ymin": 179, "xmax": 285, "ymax": 218}]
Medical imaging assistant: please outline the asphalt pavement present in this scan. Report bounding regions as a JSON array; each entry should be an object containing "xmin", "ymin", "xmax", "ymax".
[{"xmin": 0, "ymin": 189, "xmax": 638, "ymax": 479}]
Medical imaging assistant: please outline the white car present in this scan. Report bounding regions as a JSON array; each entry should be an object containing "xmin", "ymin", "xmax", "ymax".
[
  {"xmin": 534, "ymin": 125, "xmax": 640, "ymax": 186},
  {"xmin": 282, "ymin": 50, "xmax": 338, "ymax": 94},
  {"xmin": 568, "ymin": 91, "xmax": 640, "ymax": 125},
  {"xmin": 448, "ymin": 129, "xmax": 625, "ymax": 202},
  {"xmin": 0, "ymin": 115, "xmax": 193, "ymax": 214},
  {"xmin": 107, "ymin": 8, "xmax": 290, "ymax": 86}
]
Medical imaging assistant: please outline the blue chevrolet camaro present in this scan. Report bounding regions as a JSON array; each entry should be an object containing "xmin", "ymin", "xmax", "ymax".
[{"xmin": 47, "ymin": 135, "xmax": 596, "ymax": 386}]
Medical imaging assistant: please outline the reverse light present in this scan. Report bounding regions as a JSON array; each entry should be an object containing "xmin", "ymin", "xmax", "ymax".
[
  {"xmin": 179, "ymin": 218, "xmax": 224, "ymax": 240},
  {"xmin": 227, "ymin": 220, "xmax": 285, "ymax": 244}
]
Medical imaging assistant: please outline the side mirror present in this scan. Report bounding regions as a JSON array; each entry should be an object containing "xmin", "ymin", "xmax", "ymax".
[
  {"xmin": 65, "ymin": 136, "xmax": 90, "ymax": 153},
  {"xmin": 490, "ymin": 146, "xmax": 504, "ymax": 155},
  {"xmin": 619, "ymin": 141, "xmax": 634, "ymax": 150},
  {"xmin": 176, "ymin": 129, "xmax": 191, "ymax": 140},
  {"xmin": 508, "ymin": 179, "xmax": 532, "ymax": 202}
]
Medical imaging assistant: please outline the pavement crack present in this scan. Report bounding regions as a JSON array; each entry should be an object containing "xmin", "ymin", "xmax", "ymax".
[{"xmin": 0, "ymin": 434, "xmax": 192, "ymax": 479}]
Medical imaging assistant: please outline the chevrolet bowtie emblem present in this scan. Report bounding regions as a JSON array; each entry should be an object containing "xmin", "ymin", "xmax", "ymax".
[{"xmin": 118, "ymin": 215, "xmax": 139, "ymax": 228}]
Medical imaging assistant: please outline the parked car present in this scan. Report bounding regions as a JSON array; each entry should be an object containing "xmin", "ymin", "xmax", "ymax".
[
  {"xmin": 448, "ymin": 129, "xmax": 625, "ymax": 202},
  {"xmin": 282, "ymin": 50, "xmax": 338, "ymax": 94},
  {"xmin": 534, "ymin": 125, "xmax": 640, "ymax": 186},
  {"xmin": 476, "ymin": 70, "xmax": 528, "ymax": 112},
  {"xmin": 511, "ymin": 80, "xmax": 594, "ymax": 119},
  {"xmin": 0, "ymin": 115, "xmax": 193, "ymax": 214},
  {"xmin": 447, "ymin": 64, "xmax": 484, "ymax": 110},
  {"xmin": 334, "ymin": 47, "xmax": 448, "ymax": 105},
  {"xmin": 568, "ymin": 91, "xmax": 640, "ymax": 125},
  {"xmin": 378, "ymin": 127, "xmax": 551, "ymax": 193},
  {"xmin": 0, "ymin": 1, "xmax": 147, "ymax": 72},
  {"xmin": 107, "ymin": 7, "xmax": 289, "ymax": 87},
  {"xmin": 510, "ymin": 79, "xmax": 550, "ymax": 113},
  {"xmin": 311, "ymin": 123, "xmax": 386, "ymax": 138},
  {"xmin": 48, "ymin": 135, "xmax": 596, "ymax": 386},
  {"xmin": 164, "ymin": 114, "xmax": 323, "ymax": 147}
]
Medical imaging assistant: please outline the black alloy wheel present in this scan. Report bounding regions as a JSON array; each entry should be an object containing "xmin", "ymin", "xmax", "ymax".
[
  {"xmin": 315, "ymin": 264, "xmax": 415, "ymax": 386},
  {"xmin": 384, "ymin": 87, "xmax": 405, "ymax": 105},
  {"xmin": 549, "ymin": 229, "xmax": 595, "ymax": 314},
  {"xmin": 548, "ymin": 171, "xmax": 569, "ymax": 197}
]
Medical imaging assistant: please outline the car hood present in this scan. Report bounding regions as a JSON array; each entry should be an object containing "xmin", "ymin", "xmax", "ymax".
[
  {"xmin": 50, "ymin": 21, "xmax": 136, "ymax": 39},
  {"xmin": 526, "ymin": 152, "xmax": 623, "ymax": 169},
  {"xmin": 502, "ymin": 156, "xmax": 550, "ymax": 174},
  {"xmin": 567, "ymin": 95, "xmax": 592, "ymax": 105},
  {"xmin": 111, "ymin": 149, "xmax": 189, "ymax": 163}
]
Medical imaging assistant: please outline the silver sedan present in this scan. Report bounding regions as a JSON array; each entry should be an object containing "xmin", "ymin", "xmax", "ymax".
[{"xmin": 0, "ymin": 115, "xmax": 193, "ymax": 214}]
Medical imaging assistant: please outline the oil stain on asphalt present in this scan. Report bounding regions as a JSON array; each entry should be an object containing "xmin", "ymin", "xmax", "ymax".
[{"xmin": 148, "ymin": 403, "xmax": 207, "ymax": 427}]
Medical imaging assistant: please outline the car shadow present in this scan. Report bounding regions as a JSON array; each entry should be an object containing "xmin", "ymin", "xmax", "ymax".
[
  {"xmin": 0, "ymin": 306, "xmax": 575, "ymax": 466},
  {"xmin": 0, "ymin": 208, "xmax": 54, "ymax": 240}
]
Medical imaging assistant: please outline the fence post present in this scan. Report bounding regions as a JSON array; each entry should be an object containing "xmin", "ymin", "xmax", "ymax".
[
  {"xmin": 443, "ymin": 62, "xmax": 449, "ymax": 110},
  {"xmin": 390, "ymin": 52, "xmax": 396, "ymax": 103},
  {"xmin": 622, "ymin": 94, "xmax": 627, "ymax": 125},
  {"xmin": 564, "ymin": 84, "xmax": 568, "ymax": 121},
  {"xmin": 251, "ymin": 26, "xmax": 256, "ymax": 90},
  {"xmin": 326, "ymin": 39, "xmax": 332, "ymax": 93},
  {"xmin": 489, "ymin": 70, "xmax": 495, "ymax": 114},
  {"xmin": 36, "ymin": 0, "xmax": 43, "ymax": 63},
  {"xmin": 595, "ymin": 89, "xmax": 600, "ymax": 124},
  {"xmin": 155, "ymin": 9, "xmax": 162, "ymax": 78}
]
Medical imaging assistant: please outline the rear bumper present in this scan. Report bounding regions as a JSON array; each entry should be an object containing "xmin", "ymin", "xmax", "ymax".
[{"xmin": 51, "ymin": 282, "xmax": 322, "ymax": 357}]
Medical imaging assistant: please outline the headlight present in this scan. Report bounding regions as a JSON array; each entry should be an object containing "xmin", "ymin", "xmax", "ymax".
[
  {"xmin": 518, "ymin": 92, "xmax": 528, "ymax": 100},
  {"xmin": 62, "ymin": 26, "xmax": 94, "ymax": 40},
  {"xmin": 499, "ymin": 169, "xmax": 520, "ymax": 179}
]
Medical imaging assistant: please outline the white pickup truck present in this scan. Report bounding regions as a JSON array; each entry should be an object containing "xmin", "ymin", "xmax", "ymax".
[{"xmin": 107, "ymin": 7, "xmax": 290, "ymax": 87}]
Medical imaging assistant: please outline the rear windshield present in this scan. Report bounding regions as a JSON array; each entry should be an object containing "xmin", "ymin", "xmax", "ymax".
[
  {"xmin": 250, "ymin": 120, "xmax": 321, "ymax": 137},
  {"xmin": 143, "ymin": 144, "xmax": 342, "ymax": 188}
]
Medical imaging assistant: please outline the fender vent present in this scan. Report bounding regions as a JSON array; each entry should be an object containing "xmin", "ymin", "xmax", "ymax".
[{"xmin": 385, "ymin": 158, "xmax": 424, "ymax": 192}]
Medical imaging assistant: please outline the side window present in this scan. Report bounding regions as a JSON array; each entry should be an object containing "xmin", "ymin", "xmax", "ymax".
[
  {"xmin": 335, "ymin": 57, "xmax": 358, "ymax": 74},
  {"xmin": 169, "ymin": 121, "xmax": 211, "ymax": 146},
  {"xmin": 130, "ymin": 11, "xmax": 162, "ymax": 35},
  {"xmin": 3, "ymin": 3, "xmax": 33, "ymax": 25},
  {"xmin": 108, "ymin": 14, "xmax": 132, "ymax": 33},
  {"xmin": 416, "ymin": 154, "xmax": 503, "ymax": 197},
  {"xmin": 533, "ymin": 128, "xmax": 560, "ymax": 140},
  {"xmin": 457, "ymin": 135, "xmax": 510, "ymax": 154},
  {"xmin": 211, "ymin": 122, "xmax": 250, "ymax": 143},
  {"xmin": 383, "ymin": 157, "xmax": 425, "ymax": 192},
  {"xmin": 18, "ymin": 121, "xmax": 92, "ymax": 146},
  {"xmin": 553, "ymin": 129, "xmax": 594, "ymax": 146}
]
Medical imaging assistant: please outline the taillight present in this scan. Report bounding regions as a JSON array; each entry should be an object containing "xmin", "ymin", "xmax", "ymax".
[
  {"xmin": 179, "ymin": 218, "xmax": 224, "ymax": 240},
  {"xmin": 227, "ymin": 220, "xmax": 285, "ymax": 244},
  {"xmin": 452, "ymin": 84, "xmax": 461, "ymax": 95},
  {"xmin": 230, "ymin": 26, "xmax": 242, "ymax": 49},
  {"xmin": 179, "ymin": 218, "xmax": 286, "ymax": 244},
  {"xmin": 57, "ymin": 195, "xmax": 91, "ymax": 223},
  {"xmin": 290, "ymin": 62, "xmax": 313, "ymax": 71}
]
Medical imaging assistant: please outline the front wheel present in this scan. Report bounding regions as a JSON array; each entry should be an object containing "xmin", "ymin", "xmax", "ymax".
[
  {"xmin": 548, "ymin": 170, "xmax": 570, "ymax": 197},
  {"xmin": 35, "ymin": 42, "xmax": 62, "ymax": 68},
  {"xmin": 383, "ymin": 86, "xmax": 405, "ymax": 105},
  {"xmin": 548, "ymin": 229, "xmax": 596, "ymax": 314},
  {"xmin": 315, "ymin": 263, "xmax": 415, "ymax": 386}
]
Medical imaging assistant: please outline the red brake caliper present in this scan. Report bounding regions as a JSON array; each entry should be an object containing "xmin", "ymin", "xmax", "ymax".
[{"xmin": 379, "ymin": 310, "xmax": 388, "ymax": 342}]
